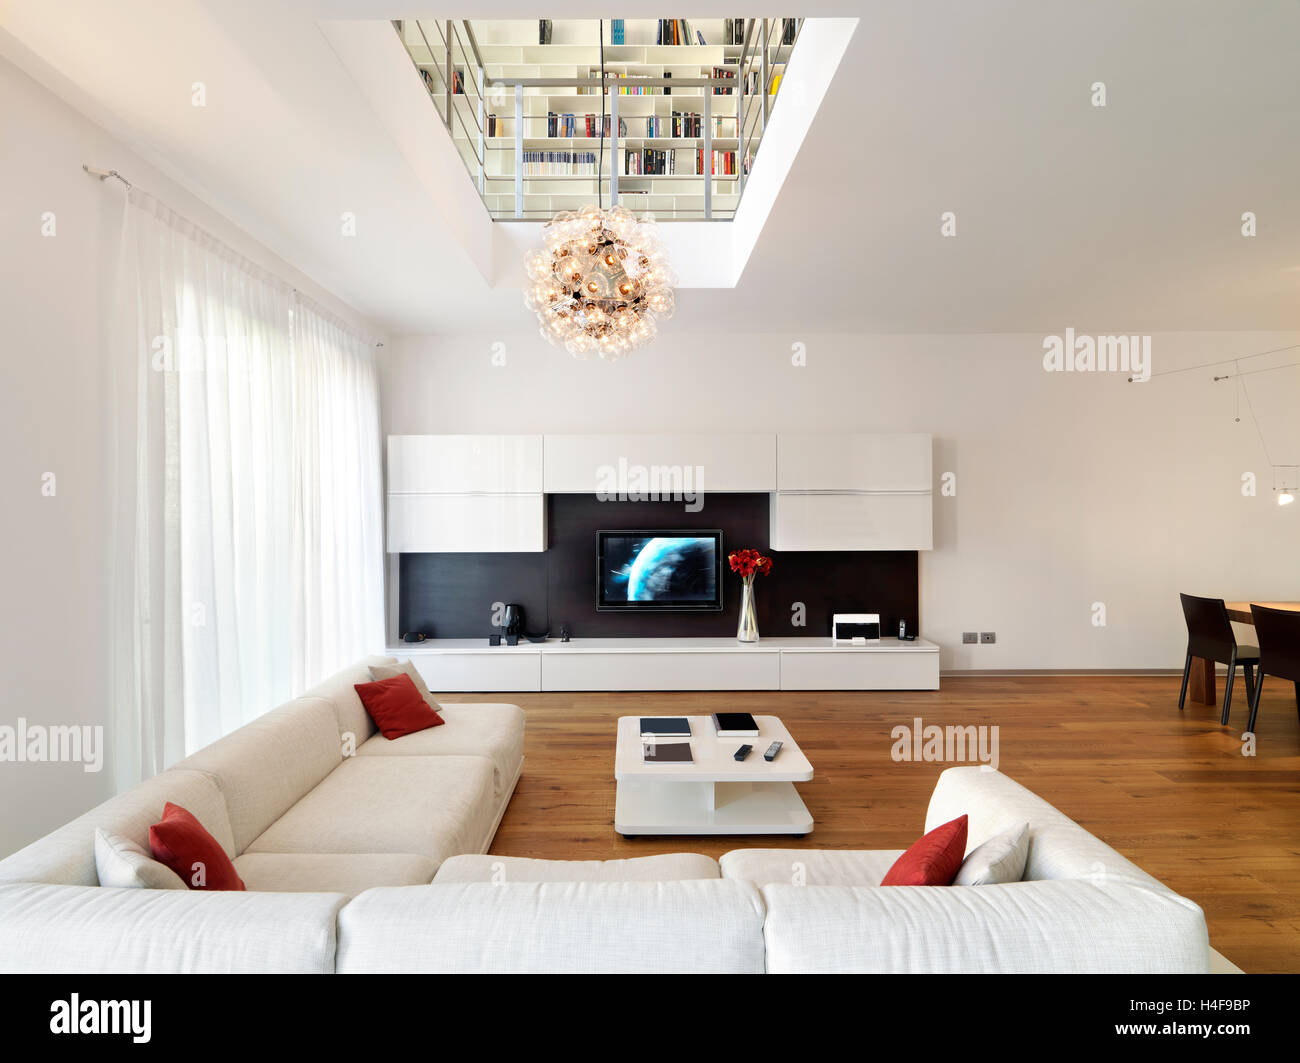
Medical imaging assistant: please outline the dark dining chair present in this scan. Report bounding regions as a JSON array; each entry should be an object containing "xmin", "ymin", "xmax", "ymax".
[
  {"xmin": 1178, "ymin": 593, "xmax": 1258, "ymax": 725},
  {"xmin": 1247, "ymin": 605, "xmax": 1300, "ymax": 734}
]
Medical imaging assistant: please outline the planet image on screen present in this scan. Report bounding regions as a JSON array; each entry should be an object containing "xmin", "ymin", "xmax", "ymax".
[{"xmin": 626, "ymin": 538, "xmax": 714, "ymax": 602}]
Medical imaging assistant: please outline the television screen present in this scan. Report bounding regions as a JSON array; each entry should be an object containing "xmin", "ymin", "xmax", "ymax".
[{"xmin": 597, "ymin": 530, "xmax": 724, "ymax": 611}]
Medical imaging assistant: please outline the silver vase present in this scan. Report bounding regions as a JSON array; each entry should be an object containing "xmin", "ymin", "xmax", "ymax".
[{"xmin": 737, "ymin": 579, "xmax": 759, "ymax": 643}]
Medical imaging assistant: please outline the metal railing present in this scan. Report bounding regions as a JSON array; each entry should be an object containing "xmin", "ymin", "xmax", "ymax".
[{"xmin": 396, "ymin": 18, "xmax": 804, "ymax": 221}]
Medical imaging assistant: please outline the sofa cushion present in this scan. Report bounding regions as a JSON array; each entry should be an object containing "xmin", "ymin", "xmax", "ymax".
[
  {"xmin": 244, "ymin": 755, "xmax": 496, "ymax": 865},
  {"xmin": 149, "ymin": 803, "xmax": 246, "ymax": 891},
  {"xmin": 720, "ymin": 848, "xmax": 905, "ymax": 887},
  {"xmin": 233, "ymin": 852, "xmax": 437, "ymax": 896},
  {"xmin": 433, "ymin": 852, "xmax": 719, "ymax": 883},
  {"xmin": 0, "ymin": 768, "xmax": 233, "ymax": 887},
  {"xmin": 881, "ymin": 814, "xmax": 968, "ymax": 886},
  {"xmin": 301, "ymin": 655, "xmax": 398, "ymax": 750},
  {"xmin": 93, "ymin": 829, "xmax": 186, "ymax": 890},
  {"xmin": 355, "ymin": 674, "xmax": 444, "ymax": 739},
  {"xmin": 355, "ymin": 703, "xmax": 525, "ymax": 800},
  {"xmin": 760, "ymin": 879, "xmax": 1210, "ymax": 973},
  {"xmin": 336, "ymin": 880, "xmax": 767, "ymax": 973},
  {"xmin": 0, "ymin": 882, "xmax": 346, "ymax": 974},
  {"xmin": 954, "ymin": 822, "xmax": 1030, "ymax": 886},
  {"xmin": 176, "ymin": 697, "xmax": 343, "ymax": 854}
]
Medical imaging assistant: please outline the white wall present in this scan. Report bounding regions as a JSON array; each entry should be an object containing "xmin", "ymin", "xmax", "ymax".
[
  {"xmin": 0, "ymin": 55, "xmax": 383, "ymax": 858},
  {"xmin": 383, "ymin": 328, "xmax": 1300, "ymax": 670}
]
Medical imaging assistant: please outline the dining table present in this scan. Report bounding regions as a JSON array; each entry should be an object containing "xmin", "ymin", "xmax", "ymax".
[{"xmin": 1187, "ymin": 601, "xmax": 1300, "ymax": 705}]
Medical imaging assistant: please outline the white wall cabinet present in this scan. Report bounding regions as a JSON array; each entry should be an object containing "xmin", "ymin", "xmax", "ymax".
[
  {"xmin": 770, "ymin": 432, "xmax": 933, "ymax": 551},
  {"xmin": 388, "ymin": 435, "xmax": 543, "ymax": 494},
  {"xmin": 385, "ymin": 433, "xmax": 932, "ymax": 553},
  {"xmin": 777, "ymin": 433, "xmax": 932, "ymax": 492},
  {"xmin": 386, "ymin": 434, "xmax": 546, "ymax": 553},
  {"xmin": 543, "ymin": 434, "xmax": 776, "ymax": 494},
  {"xmin": 386, "ymin": 494, "xmax": 546, "ymax": 553},
  {"xmin": 770, "ymin": 492, "xmax": 933, "ymax": 551}
]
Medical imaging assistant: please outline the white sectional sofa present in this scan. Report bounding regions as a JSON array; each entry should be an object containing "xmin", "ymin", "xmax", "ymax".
[{"xmin": 0, "ymin": 659, "xmax": 1216, "ymax": 972}]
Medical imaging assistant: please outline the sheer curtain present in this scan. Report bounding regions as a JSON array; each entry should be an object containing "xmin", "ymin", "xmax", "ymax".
[
  {"xmin": 291, "ymin": 298, "xmax": 385, "ymax": 694},
  {"xmin": 110, "ymin": 189, "xmax": 383, "ymax": 789}
]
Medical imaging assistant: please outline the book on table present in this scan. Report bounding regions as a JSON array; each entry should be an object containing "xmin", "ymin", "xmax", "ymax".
[
  {"xmin": 642, "ymin": 741, "xmax": 693, "ymax": 763},
  {"xmin": 639, "ymin": 717, "xmax": 691, "ymax": 738},
  {"xmin": 712, "ymin": 712, "xmax": 759, "ymax": 737}
]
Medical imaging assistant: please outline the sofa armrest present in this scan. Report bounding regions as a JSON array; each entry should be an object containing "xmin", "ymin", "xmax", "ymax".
[
  {"xmin": 926, "ymin": 767, "xmax": 1166, "ymax": 887},
  {"xmin": 761, "ymin": 879, "xmax": 1210, "ymax": 973},
  {"xmin": 0, "ymin": 883, "xmax": 347, "ymax": 973}
]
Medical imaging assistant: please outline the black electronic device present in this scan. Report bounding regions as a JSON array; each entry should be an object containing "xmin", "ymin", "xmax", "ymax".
[
  {"xmin": 763, "ymin": 740, "xmax": 783, "ymax": 762},
  {"xmin": 733, "ymin": 744, "xmax": 753, "ymax": 761}
]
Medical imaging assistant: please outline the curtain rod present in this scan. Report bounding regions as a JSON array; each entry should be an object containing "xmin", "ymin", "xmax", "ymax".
[{"xmin": 83, "ymin": 164, "xmax": 132, "ymax": 188}]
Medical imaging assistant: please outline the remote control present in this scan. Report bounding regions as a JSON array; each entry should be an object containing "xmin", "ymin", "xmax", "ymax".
[
  {"xmin": 733, "ymin": 744, "xmax": 753, "ymax": 761},
  {"xmin": 763, "ymin": 741, "xmax": 783, "ymax": 762}
]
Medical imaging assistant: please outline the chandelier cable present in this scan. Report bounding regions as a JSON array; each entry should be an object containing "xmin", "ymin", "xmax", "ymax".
[{"xmin": 598, "ymin": 19, "xmax": 605, "ymax": 211}]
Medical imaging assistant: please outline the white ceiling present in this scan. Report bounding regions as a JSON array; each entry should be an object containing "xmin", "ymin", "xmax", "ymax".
[{"xmin": 3, "ymin": 0, "xmax": 1298, "ymax": 336}]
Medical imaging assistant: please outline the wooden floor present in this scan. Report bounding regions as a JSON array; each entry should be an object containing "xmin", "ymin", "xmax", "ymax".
[{"xmin": 452, "ymin": 674, "xmax": 1300, "ymax": 972}]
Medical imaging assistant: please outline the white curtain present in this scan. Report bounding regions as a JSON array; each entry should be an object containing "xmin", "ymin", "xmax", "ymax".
[
  {"xmin": 291, "ymin": 298, "xmax": 385, "ymax": 694},
  {"xmin": 110, "ymin": 189, "xmax": 383, "ymax": 789}
]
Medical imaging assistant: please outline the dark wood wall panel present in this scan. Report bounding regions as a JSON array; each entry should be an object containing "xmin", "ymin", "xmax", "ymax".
[{"xmin": 398, "ymin": 493, "xmax": 919, "ymax": 639}]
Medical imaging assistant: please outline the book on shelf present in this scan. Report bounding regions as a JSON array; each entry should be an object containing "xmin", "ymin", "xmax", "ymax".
[
  {"xmin": 451, "ymin": 69, "xmax": 464, "ymax": 95},
  {"xmin": 782, "ymin": 18, "xmax": 797, "ymax": 44},
  {"xmin": 583, "ymin": 113, "xmax": 626, "ymax": 137},
  {"xmin": 724, "ymin": 18, "xmax": 744, "ymax": 45},
  {"xmin": 695, "ymin": 148, "xmax": 742, "ymax": 175},
  {"xmin": 611, "ymin": 19, "xmax": 625, "ymax": 45},
  {"xmin": 712, "ymin": 712, "xmax": 760, "ymax": 737},
  {"xmin": 640, "ymin": 717, "xmax": 691, "ymax": 738},
  {"xmin": 522, "ymin": 150, "xmax": 598, "ymax": 177},
  {"xmin": 623, "ymin": 148, "xmax": 674, "ymax": 176},
  {"xmin": 711, "ymin": 66, "xmax": 736, "ymax": 95},
  {"xmin": 656, "ymin": 18, "xmax": 697, "ymax": 46}
]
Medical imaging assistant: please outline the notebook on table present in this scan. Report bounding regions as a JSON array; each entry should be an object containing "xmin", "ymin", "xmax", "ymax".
[
  {"xmin": 641, "ymin": 741, "xmax": 693, "ymax": 763},
  {"xmin": 712, "ymin": 712, "xmax": 759, "ymax": 737},
  {"xmin": 640, "ymin": 717, "xmax": 691, "ymax": 738}
]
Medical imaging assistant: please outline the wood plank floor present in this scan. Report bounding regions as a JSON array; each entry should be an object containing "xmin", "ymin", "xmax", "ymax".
[{"xmin": 450, "ymin": 675, "xmax": 1300, "ymax": 973}]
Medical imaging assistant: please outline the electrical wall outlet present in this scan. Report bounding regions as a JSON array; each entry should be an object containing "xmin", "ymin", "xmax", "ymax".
[
  {"xmin": 962, "ymin": 632, "xmax": 978, "ymax": 644},
  {"xmin": 980, "ymin": 632, "xmax": 996, "ymax": 644}
]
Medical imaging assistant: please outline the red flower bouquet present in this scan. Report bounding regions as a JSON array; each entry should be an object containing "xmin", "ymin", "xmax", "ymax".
[{"xmin": 728, "ymin": 548, "xmax": 773, "ymax": 581}]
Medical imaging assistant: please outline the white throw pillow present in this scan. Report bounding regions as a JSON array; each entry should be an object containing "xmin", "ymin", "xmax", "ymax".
[
  {"xmin": 93, "ymin": 828, "xmax": 187, "ymax": 890},
  {"xmin": 369, "ymin": 660, "xmax": 444, "ymax": 713},
  {"xmin": 953, "ymin": 822, "xmax": 1030, "ymax": 886}
]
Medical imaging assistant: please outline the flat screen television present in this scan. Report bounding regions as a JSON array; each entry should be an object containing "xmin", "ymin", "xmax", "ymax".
[{"xmin": 596, "ymin": 530, "xmax": 724, "ymax": 612}]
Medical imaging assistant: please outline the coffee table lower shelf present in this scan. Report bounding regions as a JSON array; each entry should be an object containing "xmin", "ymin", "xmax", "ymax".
[{"xmin": 614, "ymin": 777, "xmax": 814, "ymax": 836}]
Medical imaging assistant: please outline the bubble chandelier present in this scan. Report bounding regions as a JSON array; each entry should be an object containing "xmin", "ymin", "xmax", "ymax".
[{"xmin": 524, "ymin": 203, "xmax": 676, "ymax": 361}]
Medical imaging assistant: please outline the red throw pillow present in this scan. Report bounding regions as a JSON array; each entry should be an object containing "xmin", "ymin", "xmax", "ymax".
[
  {"xmin": 149, "ymin": 802, "xmax": 245, "ymax": 891},
  {"xmin": 881, "ymin": 814, "xmax": 969, "ymax": 886},
  {"xmin": 354, "ymin": 673, "xmax": 445, "ymax": 739}
]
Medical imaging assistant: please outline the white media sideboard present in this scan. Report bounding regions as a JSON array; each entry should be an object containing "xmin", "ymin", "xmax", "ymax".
[{"xmin": 386, "ymin": 637, "xmax": 940, "ymax": 693}]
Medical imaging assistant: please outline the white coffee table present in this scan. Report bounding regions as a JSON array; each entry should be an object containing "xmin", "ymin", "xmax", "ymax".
[{"xmin": 614, "ymin": 715, "xmax": 814, "ymax": 836}]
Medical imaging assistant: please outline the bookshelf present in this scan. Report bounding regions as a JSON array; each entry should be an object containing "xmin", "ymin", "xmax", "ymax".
[{"xmin": 399, "ymin": 18, "xmax": 798, "ymax": 220}]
